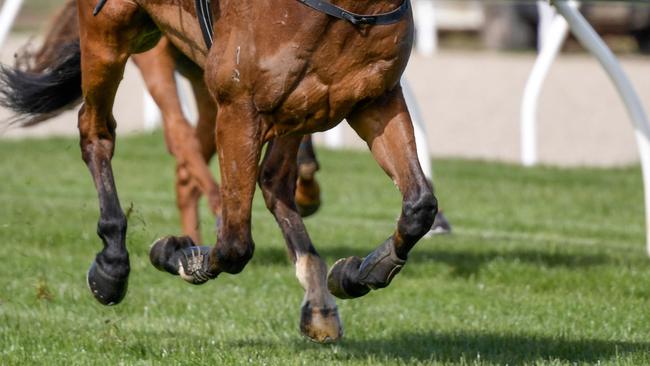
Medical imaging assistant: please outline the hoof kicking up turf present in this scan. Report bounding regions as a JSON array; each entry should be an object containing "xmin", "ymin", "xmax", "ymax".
[
  {"xmin": 86, "ymin": 259, "xmax": 129, "ymax": 306},
  {"xmin": 149, "ymin": 236, "xmax": 218, "ymax": 284}
]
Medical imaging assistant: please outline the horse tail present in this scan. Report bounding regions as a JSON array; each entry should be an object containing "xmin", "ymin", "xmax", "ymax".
[{"xmin": 0, "ymin": 0, "xmax": 82, "ymax": 127}]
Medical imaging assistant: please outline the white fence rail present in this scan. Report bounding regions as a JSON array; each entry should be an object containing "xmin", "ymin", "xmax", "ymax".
[
  {"xmin": 0, "ymin": 0, "xmax": 23, "ymax": 48},
  {"xmin": 521, "ymin": 0, "xmax": 650, "ymax": 254}
]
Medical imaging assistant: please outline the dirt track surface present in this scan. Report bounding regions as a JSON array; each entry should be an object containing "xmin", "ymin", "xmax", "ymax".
[{"xmin": 2, "ymin": 35, "xmax": 650, "ymax": 167}]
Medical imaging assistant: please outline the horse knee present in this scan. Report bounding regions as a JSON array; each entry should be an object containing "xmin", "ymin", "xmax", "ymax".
[
  {"xmin": 399, "ymin": 190, "xmax": 437, "ymax": 241},
  {"xmin": 214, "ymin": 239, "xmax": 254, "ymax": 274},
  {"xmin": 97, "ymin": 215, "xmax": 127, "ymax": 242}
]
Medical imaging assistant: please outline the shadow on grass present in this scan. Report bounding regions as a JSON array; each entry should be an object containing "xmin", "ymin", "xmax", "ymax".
[
  {"xmin": 335, "ymin": 330, "xmax": 650, "ymax": 364},
  {"xmin": 251, "ymin": 245, "xmax": 611, "ymax": 278},
  {"xmin": 121, "ymin": 328, "xmax": 649, "ymax": 364}
]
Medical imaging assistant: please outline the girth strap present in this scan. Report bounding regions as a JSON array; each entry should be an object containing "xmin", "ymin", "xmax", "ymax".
[
  {"xmin": 297, "ymin": 0, "xmax": 410, "ymax": 26},
  {"xmin": 195, "ymin": 0, "xmax": 215, "ymax": 49},
  {"xmin": 194, "ymin": 0, "xmax": 409, "ymax": 50}
]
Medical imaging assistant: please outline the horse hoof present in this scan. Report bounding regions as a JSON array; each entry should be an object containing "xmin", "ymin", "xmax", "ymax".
[
  {"xmin": 296, "ymin": 163, "xmax": 321, "ymax": 218},
  {"xmin": 86, "ymin": 260, "xmax": 128, "ymax": 306},
  {"xmin": 149, "ymin": 236, "xmax": 217, "ymax": 285},
  {"xmin": 327, "ymin": 257, "xmax": 370, "ymax": 299},
  {"xmin": 297, "ymin": 201, "xmax": 320, "ymax": 218},
  {"xmin": 296, "ymin": 182, "xmax": 321, "ymax": 218},
  {"xmin": 300, "ymin": 303, "xmax": 343, "ymax": 343}
]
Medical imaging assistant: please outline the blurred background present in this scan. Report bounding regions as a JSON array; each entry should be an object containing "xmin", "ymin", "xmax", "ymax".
[{"xmin": 1, "ymin": 0, "xmax": 650, "ymax": 166}]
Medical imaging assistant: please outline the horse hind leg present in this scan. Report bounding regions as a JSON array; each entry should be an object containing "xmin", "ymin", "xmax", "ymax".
[
  {"xmin": 328, "ymin": 86, "xmax": 437, "ymax": 299},
  {"xmin": 132, "ymin": 39, "xmax": 219, "ymax": 243},
  {"xmin": 78, "ymin": 0, "xmax": 160, "ymax": 305},
  {"xmin": 259, "ymin": 136, "xmax": 342, "ymax": 343},
  {"xmin": 295, "ymin": 135, "xmax": 321, "ymax": 217}
]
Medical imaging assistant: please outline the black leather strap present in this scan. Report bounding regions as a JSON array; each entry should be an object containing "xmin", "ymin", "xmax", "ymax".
[
  {"xmin": 195, "ymin": 0, "xmax": 407, "ymax": 49},
  {"xmin": 195, "ymin": 0, "xmax": 215, "ymax": 48},
  {"xmin": 297, "ymin": 0, "xmax": 410, "ymax": 26},
  {"xmin": 93, "ymin": 0, "xmax": 108, "ymax": 16}
]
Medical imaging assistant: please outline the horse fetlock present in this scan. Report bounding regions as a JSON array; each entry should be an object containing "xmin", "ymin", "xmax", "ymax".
[
  {"xmin": 298, "ymin": 160, "xmax": 319, "ymax": 181},
  {"xmin": 300, "ymin": 300, "xmax": 343, "ymax": 343},
  {"xmin": 97, "ymin": 215, "xmax": 127, "ymax": 242},
  {"xmin": 399, "ymin": 191, "xmax": 438, "ymax": 241},
  {"xmin": 213, "ymin": 243, "xmax": 254, "ymax": 274},
  {"xmin": 149, "ymin": 236, "xmax": 217, "ymax": 285}
]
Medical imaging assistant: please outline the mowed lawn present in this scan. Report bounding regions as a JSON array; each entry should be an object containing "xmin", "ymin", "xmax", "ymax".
[{"xmin": 1, "ymin": 131, "xmax": 650, "ymax": 365}]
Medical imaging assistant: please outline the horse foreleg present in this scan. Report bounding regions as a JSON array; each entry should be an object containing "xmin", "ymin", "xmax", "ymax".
[
  {"xmin": 189, "ymin": 71, "xmax": 220, "ymax": 222},
  {"xmin": 259, "ymin": 136, "xmax": 342, "ymax": 343},
  {"xmin": 133, "ymin": 40, "xmax": 219, "ymax": 243},
  {"xmin": 78, "ymin": 0, "xmax": 154, "ymax": 305},
  {"xmin": 295, "ymin": 135, "xmax": 321, "ymax": 217},
  {"xmin": 150, "ymin": 103, "xmax": 261, "ymax": 284},
  {"xmin": 328, "ymin": 86, "xmax": 438, "ymax": 299}
]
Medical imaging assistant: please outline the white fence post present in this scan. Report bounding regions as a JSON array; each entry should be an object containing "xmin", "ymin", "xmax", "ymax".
[
  {"xmin": 537, "ymin": 0, "xmax": 557, "ymax": 50},
  {"xmin": 143, "ymin": 89, "xmax": 161, "ymax": 131},
  {"xmin": 520, "ymin": 1, "xmax": 571, "ymax": 166},
  {"xmin": 402, "ymin": 79, "xmax": 433, "ymax": 181},
  {"xmin": 553, "ymin": 0, "xmax": 650, "ymax": 255},
  {"xmin": 0, "ymin": 0, "xmax": 24, "ymax": 50},
  {"xmin": 414, "ymin": 0, "xmax": 437, "ymax": 57},
  {"xmin": 143, "ymin": 72, "xmax": 196, "ymax": 130},
  {"xmin": 323, "ymin": 124, "xmax": 345, "ymax": 149}
]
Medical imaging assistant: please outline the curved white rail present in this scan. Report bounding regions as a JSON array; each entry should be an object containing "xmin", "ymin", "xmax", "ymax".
[
  {"xmin": 0, "ymin": 0, "xmax": 23, "ymax": 50},
  {"xmin": 553, "ymin": 0, "xmax": 650, "ymax": 254},
  {"xmin": 521, "ymin": 1, "xmax": 572, "ymax": 166}
]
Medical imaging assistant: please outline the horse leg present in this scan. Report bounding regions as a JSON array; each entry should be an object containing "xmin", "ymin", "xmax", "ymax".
[
  {"xmin": 328, "ymin": 87, "xmax": 438, "ymax": 299},
  {"xmin": 78, "ymin": 0, "xmax": 159, "ymax": 305},
  {"xmin": 295, "ymin": 135, "xmax": 321, "ymax": 217},
  {"xmin": 150, "ymin": 102, "xmax": 262, "ymax": 283},
  {"xmin": 188, "ymin": 69, "xmax": 220, "ymax": 224},
  {"xmin": 132, "ymin": 40, "xmax": 219, "ymax": 243},
  {"xmin": 259, "ymin": 136, "xmax": 342, "ymax": 343}
]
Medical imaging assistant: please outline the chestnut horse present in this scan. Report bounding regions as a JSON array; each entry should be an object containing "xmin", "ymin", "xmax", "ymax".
[
  {"xmin": 0, "ymin": 0, "xmax": 436, "ymax": 342},
  {"xmin": 10, "ymin": 0, "xmax": 322, "ymax": 244}
]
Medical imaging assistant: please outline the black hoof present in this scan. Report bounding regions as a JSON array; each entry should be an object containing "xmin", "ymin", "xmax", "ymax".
[
  {"xmin": 327, "ymin": 240, "xmax": 406, "ymax": 300},
  {"xmin": 297, "ymin": 202, "xmax": 320, "ymax": 218},
  {"xmin": 327, "ymin": 257, "xmax": 371, "ymax": 299},
  {"xmin": 86, "ymin": 260, "xmax": 129, "ymax": 306},
  {"xmin": 149, "ymin": 236, "xmax": 217, "ymax": 285}
]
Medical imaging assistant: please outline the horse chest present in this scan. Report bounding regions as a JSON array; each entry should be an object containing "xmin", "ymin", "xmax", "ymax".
[{"xmin": 260, "ymin": 57, "xmax": 400, "ymax": 138}]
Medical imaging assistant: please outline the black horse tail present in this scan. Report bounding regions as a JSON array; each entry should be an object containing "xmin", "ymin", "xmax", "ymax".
[{"xmin": 0, "ymin": 0, "xmax": 82, "ymax": 127}]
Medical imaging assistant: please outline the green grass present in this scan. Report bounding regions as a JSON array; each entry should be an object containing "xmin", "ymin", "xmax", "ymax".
[{"xmin": 1, "ymin": 131, "xmax": 650, "ymax": 365}]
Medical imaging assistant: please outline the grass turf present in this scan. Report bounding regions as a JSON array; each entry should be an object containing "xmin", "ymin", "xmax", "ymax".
[{"xmin": 1, "ymin": 131, "xmax": 650, "ymax": 365}]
